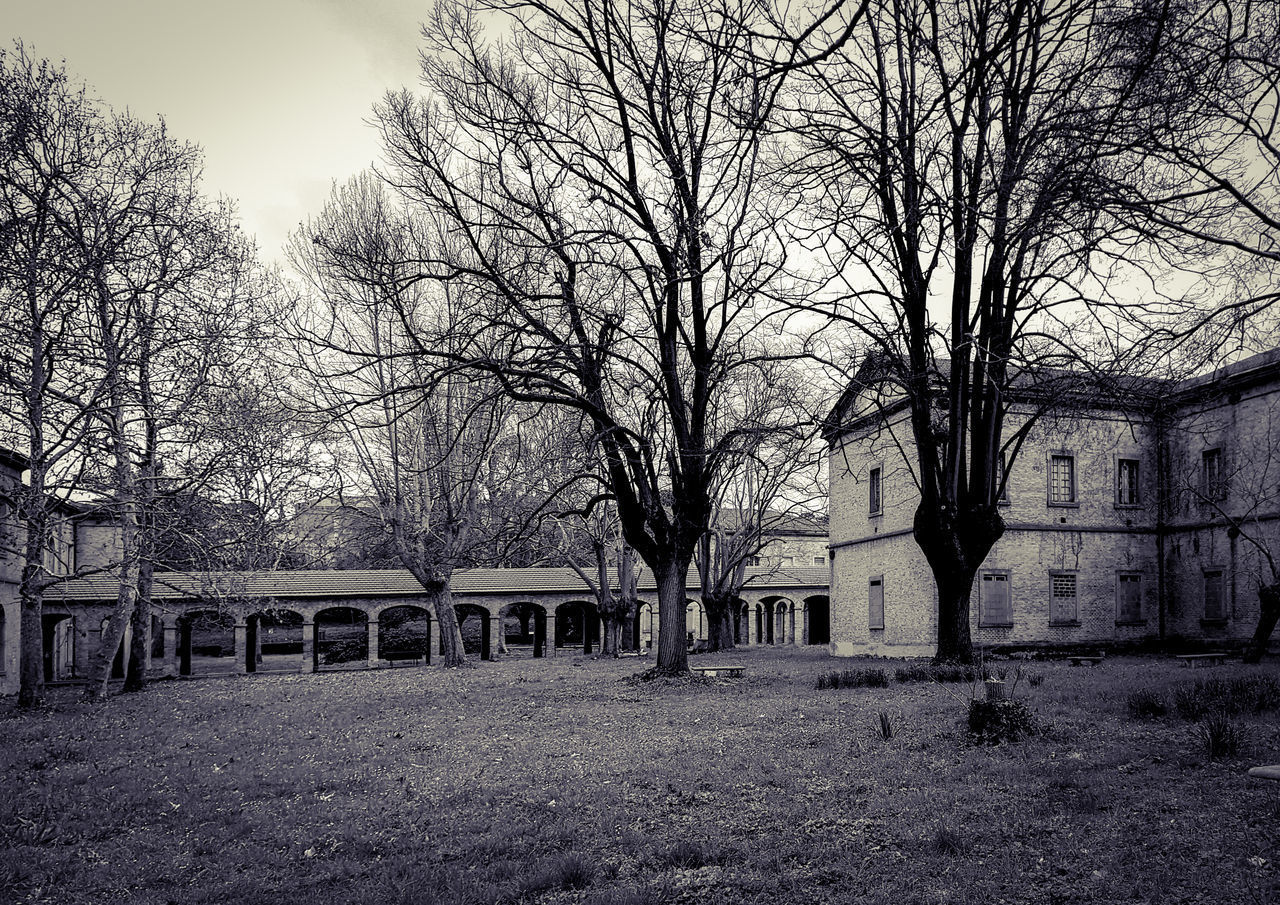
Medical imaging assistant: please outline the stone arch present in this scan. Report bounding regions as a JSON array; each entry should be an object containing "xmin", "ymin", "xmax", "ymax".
[
  {"xmin": 637, "ymin": 601, "xmax": 656, "ymax": 650},
  {"xmin": 242, "ymin": 608, "xmax": 305, "ymax": 673},
  {"xmin": 377, "ymin": 605, "xmax": 432, "ymax": 665},
  {"xmin": 759, "ymin": 596, "xmax": 788, "ymax": 644},
  {"xmin": 41, "ymin": 612, "xmax": 75, "ymax": 681},
  {"xmin": 685, "ymin": 598, "xmax": 706, "ymax": 646},
  {"xmin": 177, "ymin": 608, "xmax": 235, "ymax": 676},
  {"xmin": 500, "ymin": 602, "xmax": 548, "ymax": 658},
  {"xmin": 804, "ymin": 595, "xmax": 831, "ymax": 646},
  {"xmin": 733, "ymin": 598, "xmax": 749, "ymax": 645},
  {"xmin": 454, "ymin": 603, "xmax": 493, "ymax": 660},
  {"xmin": 314, "ymin": 606, "xmax": 370, "ymax": 670},
  {"xmin": 555, "ymin": 600, "xmax": 599, "ymax": 653}
]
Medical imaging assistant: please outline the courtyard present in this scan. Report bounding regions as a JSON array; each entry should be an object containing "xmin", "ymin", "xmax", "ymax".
[{"xmin": 2, "ymin": 648, "xmax": 1278, "ymax": 904}]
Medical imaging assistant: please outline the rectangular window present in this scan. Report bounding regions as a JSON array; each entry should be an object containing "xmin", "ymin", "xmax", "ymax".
[
  {"xmin": 1117, "ymin": 573, "xmax": 1143, "ymax": 623},
  {"xmin": 869, "ymin": 466, "xmax": 883, "ymax": 515},
  {"xmin": 1049, "ymin": 572, "xmax": 1078, "ymax": 624},
  {"xmin": 1202, "ymin": 449, "xmax": 1224, "ymax": 500},
  {"xmin": 996, "ymin": 455, "xmax": 1010, "ymax": 503},
  {"xmin": 869, "ymin": 576, "xmax": 885, "ymax": 630},
  {"xmin": 1049, "ymin": 454, "xmax": 1076, "ymax": 504},
  {"xmin": 1117, "ymin": 458, "xmax": 1141, "ymax": 506},
  {"xmin": 1204, "ymin": 570, "xmax": 1225, "ymax": 620},
  {"xmin": 980, "ymin": 572, "xmax": 1012, "ymax": 626},
  {"xmin": 746, "ymin": 556, "xmax": 761, "ymax": 567},
  {"xmin": 813, "ymin": 556, "xmax": 826, "ymax": 566},
  {"xmin": 777, "ymin": 556, "xmax": 794, "ymax": 567}
]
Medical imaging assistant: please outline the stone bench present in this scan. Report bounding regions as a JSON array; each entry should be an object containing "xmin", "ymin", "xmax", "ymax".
[
  {"xmin": 1177, "ymin": 653, "xmax": 1228, "ymax": 668},
  {"xmin": 1247, "ymin": 765, "xmax": 1280, "ymax": 781},
  {"xmin": 1068, "ymin": 656, "xmax": 1104, "ymax": 667},
  {"xmin": 691, "ymin": 665, "xmax": 745, "ymax": 678}
]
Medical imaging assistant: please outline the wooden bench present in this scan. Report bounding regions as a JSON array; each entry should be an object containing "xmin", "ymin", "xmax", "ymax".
[
  {"xmin": 1177, "ymin": 653, "xmax": 1228, "ymax": 668},
  {"xmin": 1068, "ymin": 655, "xmax": 1104, "ymax": 667},
  {"xmin": 691, "ymin": 665, "xmax": 745, "ymax": 678}
]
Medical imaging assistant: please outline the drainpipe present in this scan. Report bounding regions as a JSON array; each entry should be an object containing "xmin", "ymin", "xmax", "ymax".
[{"xmin": 1155, "ymin": 408, "xmax": 1169, "ymax": 643}]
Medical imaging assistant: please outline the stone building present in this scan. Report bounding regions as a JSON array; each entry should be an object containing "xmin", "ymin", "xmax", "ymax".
[{"xmin": 825, "ymin": 349, "xmax": 1280, "ymax": 657}]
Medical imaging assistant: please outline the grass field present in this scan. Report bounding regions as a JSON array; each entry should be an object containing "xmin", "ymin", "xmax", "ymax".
[{"xmin": 3, "ymin": 648, "xmax": 1279, "ymax": 905}]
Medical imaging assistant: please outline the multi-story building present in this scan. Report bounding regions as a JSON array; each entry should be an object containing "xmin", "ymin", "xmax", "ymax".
[{"xmin": 825, "ymin": 349, "xmax": 1280, "ymax": 657}]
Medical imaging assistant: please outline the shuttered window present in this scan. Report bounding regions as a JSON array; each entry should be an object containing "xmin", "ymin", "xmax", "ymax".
[
  {"xmin": 1117, "ymin": 573, "xmax": 1143, "ymax": 623},
  {"xmin": 869, "ymin": 576, "xmax": 885, "ymax": 630},
  {"xmin": 981, "ymin": 572, "xmax": 1012, "ymax": 626},
  {"xmin": 1050, "ymin": 573, "xmax": 1077, "ymax": 624}
]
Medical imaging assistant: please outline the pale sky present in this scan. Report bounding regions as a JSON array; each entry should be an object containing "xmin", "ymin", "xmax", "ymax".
[{"xmin": 5, "ymin": 0, "xmax": 429, "ymax": 263}]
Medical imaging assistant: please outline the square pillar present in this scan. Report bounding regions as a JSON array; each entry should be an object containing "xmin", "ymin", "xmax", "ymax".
[
  {"xmin": 162, "ymin": 622, "xmax": 178, "ymax": 677},
  {"xmin": 367, "ymin": 620, "xmax": 379, "ymax": 668},
  {"xmin": 487, "ymin": 615, "xmax": 500, "ymax": 661},
  {"xmin": 301, "ymin": 621, "xmax": 316, "ymax": 673},
  {"xmin": 234, "ymin": 622, "xmax": 248, "ymax": 674}
]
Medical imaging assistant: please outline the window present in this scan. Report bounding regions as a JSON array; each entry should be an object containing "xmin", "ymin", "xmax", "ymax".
[
  {"xmin": 869, "ymin": 466, "xmax": 883, "ymax": 515},
  {"xmin": 813, "ymin": 556, "xmax": 826, "ymax": 566},
  {"xmin": 980, "ymin": 572, "xmax": 1012, "ymax": 626},
  {"xmin": 1049, "ymin": 454, "xmax": 1076, "ymax": 504},
  {"xmin": 1049, "ymin": 572, "xmax": 1078, "ymax": 624},
  {"xmin": 1204, "ymin": 570, "xmax": 1226, "ymax": 620},
  {"xmin": 996, "ymin": 455, "xmax": 1010, "ymax": 503},
  {"xmin": 1117, "ymin": 458, "xmax": 1141, "ymax": 506},
  {"xmin": 746, "ymin": 556, "xmax": 761, "ymax": 567},
  {"xmin": 1117, "ymin": 573, "xmax": 1143, "ymax": 623},
  {"xmin": 1202, "ymin": 449, "xmax": 1224, "ymax": 500},
  {"xmin": 777, "ymin": 556, "xmax": 794, "ymax": 567},
  {"xmin": 869, "ymin": 576, "xmax": 885, "ymax": 630}
]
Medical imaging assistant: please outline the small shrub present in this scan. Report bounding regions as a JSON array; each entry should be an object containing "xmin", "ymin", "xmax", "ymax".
[
  {"xmin": 815, "ymin": 668, "xmax": 889, "ymax": 690},
  {"xmin": 1228, "ymin": 674, "xmax": 1280, "ymax": 713},
  {"xmin": 540, "ymin": 852, "xmax": 596, "ymax": 891},
  {"xmin": 895, "ymin": 663, "xmax": 933, "ymax": 683},
  {"xmin": 1198, "ymin": 711, "xmax": 1245, "ymax": 761},
  {"xmin": 895, "ymin": 662, "xmax": 990, "ymax": 684},
  {"xmin": 656, "ymin": 839, "xmax": 719, "ymax": 869},
  {"xmin": 321, "ymin": 639, "xmax": 368, "ymax": 665},
  {"xmin": 1027, "ymin": 671, "xmax": 1046, "ymax": 688},
  {"xmin": 932, "ymin": 825, "xmax": 970, "ymax": 857},
  {"xmin": 967, "ymin": 699, "xmax": 1039, "ymax": 744},
  {"xmin": 1127, "ymin": 688, "xmax": 1169, "ymax": 720},
  {"xmin": 877, "ymin": 712, "xmax": 893, "ymax": 740}
]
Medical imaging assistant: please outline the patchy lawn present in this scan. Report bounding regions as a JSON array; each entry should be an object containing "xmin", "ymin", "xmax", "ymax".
[{"xmin": 2, "ymin": 648, "xmax": 1278, "ymax": 905}]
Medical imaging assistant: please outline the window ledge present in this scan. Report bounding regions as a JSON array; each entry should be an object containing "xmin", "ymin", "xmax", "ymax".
[
  {"xmin": 1114, "ymin": 503, "xmax": 1144, "ymax": 511},
  {"xmin": 1115, "ymin": 620, "xmax": 1147, "ymax": 627},
  {"xmin": 868, "ymin": 510, "xmax": 884, "ymax": 518},
  {"xmin": 1047, "ymin": 501, "xmax": 1080, "ymax": 509},
  {"xmin": 979, "ymin": 622, "xmax": 1014, "ymax": 629},
  {"xmin": 1049, "ymin": 620, "xmax": 1081, "ymax": 627},
  {"xmin": 1200, "ymin": 618, "xmax": 1229, "ymax": 627}
]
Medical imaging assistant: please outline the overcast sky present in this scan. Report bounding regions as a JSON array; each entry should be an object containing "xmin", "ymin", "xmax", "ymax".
[{"xmin": 6, "ymin": 0, "xmax": 429, "ymax": 263}]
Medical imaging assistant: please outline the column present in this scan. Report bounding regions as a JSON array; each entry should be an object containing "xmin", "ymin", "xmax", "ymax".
[
  {"xmin": 162, "ymin": 620, "xmax": 178, "ymax": 677},
  {"xmin": 301, "ymin": 621, "xmax": 316, "ymax": 673},
  {"xmin": 487, "ymin": 614, "xmax": 500, "ymax": 661},
  {"xmin": 788, "ymin": 605, "xmax": 797, "ymax": 645},
  {"xmin": 802, "ymin": 606, "xmax": 810, "ymax": 646},
  {"xmin": 366, "ymin": 619, "xmax": 379, "ymax": 668},
  {"xmin": 746, "ymin": 604, "xmax": 756, "ymax": 645},
  {"xmin": 73, "ymin": 616, "xmax": 91, "ymax": 679},
  {"xmin": 234, "ymin": 622, "xmax": 248, "ymax": 674}
]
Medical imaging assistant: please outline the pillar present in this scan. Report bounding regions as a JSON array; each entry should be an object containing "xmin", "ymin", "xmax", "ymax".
[
  {"xmin": 788, "ymin": 604, "xmax": 797, "ymax": 645},
  {"xmin": 234, "ymin": 622, "xmax": 248, "ymax": 674},
  {"xmin": 367, "ymin": 620, "xmax": 379, "ymax": 668},
  {"xmin": 533, "ymin": 609, "xmax": 545, "ymax": 658},
  {"xmin": 162, "ymin": 620, "xmax": 178, "ymax": 677},
  {"xmin": 487, "ymin": 614, "xmax": 500, "ymax": 661},
  {"xmin": 802, "ymin": 606, "xmax": 810, "ymax": 646},
  {"xmin": 746, "ymin": 604, "xmax": 756, "ymax": 645},
  {"xmin": 301, "ymin": 621, "xmax": 316, "ymax": 673}
]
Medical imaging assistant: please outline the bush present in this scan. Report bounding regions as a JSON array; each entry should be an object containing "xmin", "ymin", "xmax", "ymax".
[
  {"xmin": 656, "ymin": 839, "xmax": 721, "ymax": 869},
  {"xmin": 895, "ymin": 662, "xmax": 988, "ymax": 684},
  {"xmin": 1172, "ymin": 675, "xmax": 1280, "ymax": 721},
  {"xmin": 1127, "ymin": 688, "xmax": 1169, "ymax": 720},
  {"xmin": 932, "ymin": 825, "xmax": 971, "ymax": 857},
  {"xmin": 1198, "ymin": 711, "xmax": 1245, "ymax": 761},
  {"xmin": 320, "ymin": 639, "xmax": 368, "ymax": 664},
  {"xmin": 967, "ymin": 699, "xmax": 1039, "ymax": 744},
  {"xmin": 815, "ymin": 668, "xmax": 889, "ymax": 690}
]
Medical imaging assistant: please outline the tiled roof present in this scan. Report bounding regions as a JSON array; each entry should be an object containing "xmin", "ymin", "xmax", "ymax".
[{"xmin": 44, "ymin": 565, "xmax": 829, "ymax": 603}]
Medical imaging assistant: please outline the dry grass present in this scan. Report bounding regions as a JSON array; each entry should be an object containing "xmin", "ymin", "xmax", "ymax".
[{"xmin": 2, "ymin": 649, "xmax": 1279, "ymax": 904}]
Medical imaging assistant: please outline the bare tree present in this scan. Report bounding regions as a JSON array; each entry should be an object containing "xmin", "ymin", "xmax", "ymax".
[
  {"xmin": 369, "ymin": 0, "xmax": 810, "ymax": 674},
  {"xmin": 289, "ymin": 172, "xmax": 513, "ymax": 667},
  {"xmin": 785, "ymin": 0, "xmax": 1275, "ymax": 661}
]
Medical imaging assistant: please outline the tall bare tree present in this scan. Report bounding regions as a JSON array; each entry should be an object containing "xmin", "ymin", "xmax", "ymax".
[
  {"xmin": 785, "ymin": 0, "xmax": 1276, "ymax": 661},
  {"xmin": 369, "ymin": 0, "xmax": 811, "ymax": 673}
]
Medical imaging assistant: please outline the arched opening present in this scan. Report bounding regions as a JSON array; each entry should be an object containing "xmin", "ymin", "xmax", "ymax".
[
  {"xmin": 805, "ymin": 595, "xmax": 831, "ymax": 645},
  {"xmin": 685, "ymin": 599, "xmax": 705, "ymax": 648},
  {"xmin": 454, "ymin": 604, "xmax": 492, "ymax": 660},
  {"xmin": 177, "ymin": 609, "xmax": 235, "ymax": 676},
  {"xmin": 150, "ymin": 614, "xmax": 164, "ymax": 659},
  {"xmin": 500, "ymin": 602, "xmax": 547, "ymax": 658},
  {"xmin": 244, "ymin": 609, "xmax": 305, "ymax": 672},
  {"xmin": 41, "ymin": 613, "xmax": 75, "ymax": 681},
  {"xmin": 734, "ymin": 600, "xmax": 749, "ymax": 645},
  {"xmin": 637, "ymin": 602, "xmax": 655, "ymax": 650},
  {"xmin": 555, "ymin": 600, "xmax": 598, "ymax": 653},
  {"xmin": 314, "ymin": 607, "xmax": 369, "ymax": 670},
  {"xmin": 755, "ymin": 602, "xmax": 766, "ymax": 644},
  {"xmin": 378, "ymin": 605, "xmax": 432, "ymax": 665}
]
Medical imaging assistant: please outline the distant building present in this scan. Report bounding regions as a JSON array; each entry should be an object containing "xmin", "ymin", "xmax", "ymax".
[{"xmin": 824, "ymin": 349, "xmax": 1280, "ymax": 657}]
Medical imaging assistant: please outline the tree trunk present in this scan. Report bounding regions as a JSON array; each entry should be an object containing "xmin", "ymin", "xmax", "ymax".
[
  {"xmin": 431, "ymin": 583, "xmax": 467, "ymax": 667},
  {"xmin": 914, "ymin": 503, "xmax": 1003, "ymax": 665},
  {"xmin": 18, "ymin": 562, "xmax": 46, "ymax": 708},
  {"xmin": 653, "ymin": 563, "xmax": 690, "ymax": 674},
  {"xmin": 702, "ymin": 595, "xmax": 736, "ymax": 652},
  {"xmin": 123, "ymin": 558, "xmax": 154, "ymax": 692},
  {"xmin": 1243, "ymin": 582, "xmax": 1280, "ymax": 664}
]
